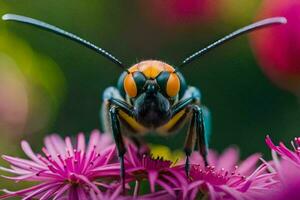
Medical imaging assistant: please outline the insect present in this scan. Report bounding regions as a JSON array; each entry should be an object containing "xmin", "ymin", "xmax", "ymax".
[{"xmin": 2, "ymin": 14, "xmax": 286, "ymax": 189}]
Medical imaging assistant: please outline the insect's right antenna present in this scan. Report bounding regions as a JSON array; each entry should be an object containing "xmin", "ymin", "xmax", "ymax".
[
  {"xmin": 178, "ymin": 17, "xmax": 287, "ymax": 69},
  {"xmin": 2, "ymin": 14, "xmax": 128, "ymax": 72}
]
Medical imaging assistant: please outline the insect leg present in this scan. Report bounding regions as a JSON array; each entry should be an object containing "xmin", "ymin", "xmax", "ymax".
[
  {"xmin": 183, "ymin": 108, "xmax": 196, "ymax": 178},
  {"xmin": 193, "ymin": 105, "xmax": 208, "ymax": 166},
  {"xmin": 201, "ymin": 106, "xmax": 211, "ymax": 146},
  {"xmin": 109, "ymin": 106, "xmax": 127, "ymax": 192},
  {"xmin": 102, "ymin": 87, "xmax": 134, "ymax": 192},
  {"xmin": 183, "ymin": 105, "xmax": 208, "ymax": 177}
]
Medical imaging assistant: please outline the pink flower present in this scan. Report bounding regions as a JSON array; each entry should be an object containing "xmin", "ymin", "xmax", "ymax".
[
  {"xmin": 265, "ymin": 136, "xmax": 300, "ymax": 200},
  {"xmin": 265, "ymin": 135, "xmax": 300, "ymax": 166},
  {"xmin": 251, "ymin": 0, "xmax": 300, "ymax": 95},
  {"xmin": 189, "ymin": 147, "xmax": 262, "ymax": 176},
  {"xmin": 0, "ymin": 130, "xmax": 119, "ymax": 199},
  {"xmin": 124, "ymin": 144, "xmax": 187, "ymax": 197},
  {"xmin": 271, "ymin": 160, "xmax": 300, "ymax": 200},
  {"xmin": 184, "ymin": 148, "xmax": 279, "ymax": 200},
  {"xmin": 140, "ymin": 0, "xmax": 218, "ymax": 28}
]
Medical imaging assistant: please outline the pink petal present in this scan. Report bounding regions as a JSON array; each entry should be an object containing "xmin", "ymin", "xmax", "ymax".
[
  {"xmin": 53, "ymin": 184, "xmax": 70, "ymax": 200},
  {"xmin": 0, "ymin": 166, "xmax": 28, "ymax": 175},
  {"xmin": 68, "ymin": 186, "xmax": 78, "ymax": 200},
  {"xmin": 65, "ymin": 137, "xmax": 74, "ymax": 157},
  {"xmin": 207, "ymin": 150, "xmax": 218, "ymax": 166},
  {"xmin": 77, "ymin": 133, "xmax": 86, "ymax": 152},
  {"xmin": 156, "ymin": 179, "xmax": 176, "ymax": 197},
  {"xmin": 237, "ymin": 153, "xmax": 261, "ymax": 175},
  {"xmin": 22, "ymin": 182, "xmax": 61, "ymax": 200},
  {"xmin": 75, "ymin": 174, "xmax": 102, "ymax": 195},
  {"xmin": 148, "ymin": 170, "xmax": 158, "ymax": 192},
  {"xmin": 1, "ymin": 173, "xmax": 37, "ymax": 182},
  {"xmin": 2, "ymin": 155, "xmax": 47, "ymax": 170},
  {"xmin": 21, "ymin": 141, "xmax": 45, "ymax": 166},
  {"xmin": 219, "ymin": 185, "xmax": 243, "ymax": 200},
  {"xmin": 44, "ymin": 134, "xmax": 66, "ymax": 159},
  {"xmin": 278, "ymin": 142, "xmax": 299, "ymax": 163},
  {"xmin": 77, "ymin": 187, "xmax": 88, "ymax": 200},
  {"xmin": 110, "ymin": 185, "xmax": 122, "ymax": 200},
  {"xmin": 87, "ymin": 130, "xmax": 100, "ymax": 156},
  {"xmin": 265, "ymin": 135, "xmax": 278, "ymax": 151},
  {"xmin": 207, "ymin": 184, "xmax": 217, "ymax": 200},
  {"xmin": 40, "ymin": 185, "xmax": 61, "ymax": 200},
  {"xmin": 96, "ymin": 132, "xmax": 113, "ymax": 152},
  {"xmin": 126, "ymin": 144, "xmax": 140, "ymax": 167},
  {"xmin": 0, "ymin": 182, "xmax": 58, "ymax": 199},
  {"xmin": 89, "ymin": 189, "xmax": 102, "ymax": 200},
  {"xmin": 216, "ymin": 147, "xmax": 239, "ymax": 171}
]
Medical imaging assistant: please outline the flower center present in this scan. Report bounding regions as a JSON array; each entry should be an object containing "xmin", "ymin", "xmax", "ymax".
[{"xmin": 142, "ymin": 155, "xmax": 172, "ymax": 171}]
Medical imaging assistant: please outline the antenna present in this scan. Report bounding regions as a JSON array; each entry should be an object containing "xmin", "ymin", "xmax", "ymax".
[
  {"xmin": 179, "ymin": 17, "xmax": 287, "ymax": 68},
  {"xmin": 2, "ymin": 14, "xmax": 127, "ymax": 71}
]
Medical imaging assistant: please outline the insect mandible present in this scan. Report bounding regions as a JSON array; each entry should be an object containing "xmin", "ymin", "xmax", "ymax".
[{"xmin": 2, "ymin": 14, "xmax": 287, "ymax": 189}]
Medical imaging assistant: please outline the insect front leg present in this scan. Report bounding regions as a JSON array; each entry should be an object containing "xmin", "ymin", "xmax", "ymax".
[
  {"xmin": 109, "ymin": 106, "xmax": 126, "ymax": 191},
  {"xmin": 193, "ymin": 105, "xmax": 208, "ymax": 166},
  {"xmin": 101, "ymin": 87, "xmax": 134, "ymax": 192},
  {"xmin": 184, "ymin": 105, "xmax": 208, "ymax": 177}
]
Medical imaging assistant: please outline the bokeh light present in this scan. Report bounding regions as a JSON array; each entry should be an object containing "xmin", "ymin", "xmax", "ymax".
[{"xmin": 251, "ymin": 0, "xmax": 300, "ymax": 96}]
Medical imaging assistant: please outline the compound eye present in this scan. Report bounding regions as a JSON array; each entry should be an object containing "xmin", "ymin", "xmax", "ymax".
[
  {"xmin": 157, "ymin": 71, "xmax": 180, "ymax": 97},
  {"xmin": 156, "ymin": 71, "xmax": 170, "ymax": 96},
  {"xmin": 132, "ymin": 71, "xmax": 147, "ymax": 93},
  {"xmin": 124, "ymin": 74, "xmax": 137, "ymax": 98},
  {"xmin": 166, "ymin": 73, "xmax": 180, "ymax": 97}
]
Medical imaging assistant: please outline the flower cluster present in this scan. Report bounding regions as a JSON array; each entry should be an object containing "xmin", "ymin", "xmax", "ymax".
[{"xmin": 0, "ymin": 130, "xmax": 291, "ymax": 200}]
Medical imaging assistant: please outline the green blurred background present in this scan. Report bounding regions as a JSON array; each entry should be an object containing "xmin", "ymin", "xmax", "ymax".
[{"xmin": 1, "ymin": 0, "xmax": 300, "ymax": 188}]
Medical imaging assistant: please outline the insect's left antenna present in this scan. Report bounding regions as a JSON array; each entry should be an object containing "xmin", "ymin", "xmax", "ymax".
[
  {"xmin": 2, "ymin": 14, "xmax": 128, "ymax": 72},
  {"xmin": 179, "ymin": 17, "xmax": 287, "ymax": 69}
]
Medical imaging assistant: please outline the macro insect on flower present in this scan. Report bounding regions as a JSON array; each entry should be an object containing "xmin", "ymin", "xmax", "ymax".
[{"xmin": 1, "ymin": 14, "xmax": 286, "ymax": 191}]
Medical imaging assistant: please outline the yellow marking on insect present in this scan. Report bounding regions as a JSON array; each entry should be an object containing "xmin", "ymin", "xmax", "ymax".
[
  {"xmin": 157, "ymin": 110, "xmax": 186, "ymax": 135},
  {"xmin": 166, "ymin": 73, "xmax": 180, "ymax": 97},
  {"xmin": 128, "ymin": 60, "xmax": 175, "ymax": 79},
  {"xmin": 141, "ymin": 65, "xmax": 162, "ymax": 79},
  {"xmin": 118, "ymin": 110, "xmax": 148, "ymax": 134}
]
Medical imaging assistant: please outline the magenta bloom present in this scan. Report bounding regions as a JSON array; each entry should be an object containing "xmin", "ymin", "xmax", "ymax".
[
  {"xmin": 140, "ymin": 0, "xmax": 218, "ymax": 28},
  {"xmin": 251, "ymin": 0, "xmax": 300, "ymax": 95},
  {"xmin": 184, "ymin": 148, "xmax": 278, "ymax": 200},
  {"xmin": 0, "ymin": 131, "xmax": 283, "ymax": 199},
  {"xmin": 266, "ymin": 135, "xmax": 300, "ymax": 165},
  {"xmin": 0, "ymin": 130, "xmax": 119, "ymax": 199},
  {"xmin": 124, "ymin": 144, "xmax": 186, "ymax": 197},
  {"xmin": 265, "ymin": 136, "xmax": 300, "ymax": 200},
  {"xmin": 188, "ymin": 147, "xmax": 262, "ymax": 176}
]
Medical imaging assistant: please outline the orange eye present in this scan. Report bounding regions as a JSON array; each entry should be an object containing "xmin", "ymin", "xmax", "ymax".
[
  {"xmin": 124, "ymin": 74, "xmax": 137, "ymax": 97},
  {"xmin": 166, "ymin": 73, "xmax": 180, "ymax": 97}
]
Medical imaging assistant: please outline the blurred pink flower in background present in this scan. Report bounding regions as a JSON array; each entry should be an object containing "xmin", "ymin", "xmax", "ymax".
[
  {"xmin": 251, "ymin": 0, "xmax": 300, "ymax": 96},
  {"xmin": 0, "ymin": 30, "xmax": 66, "ymax": 137},
  {"xmin": 140, "ymin": 0, "xmax": 218, "ymax": 28},
  {"xmin": 0, "ymin": 56, "xmax": 28, "ymax": 135}
]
